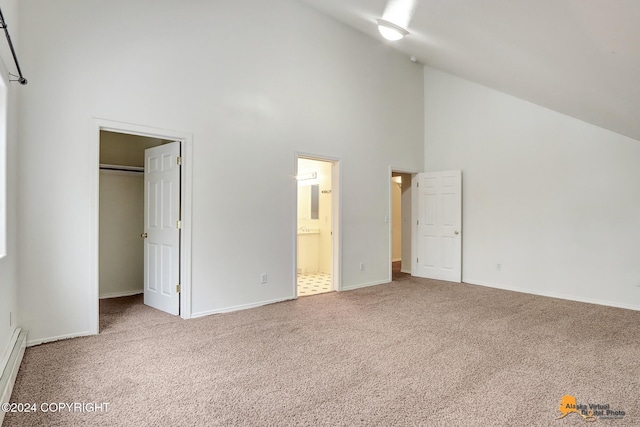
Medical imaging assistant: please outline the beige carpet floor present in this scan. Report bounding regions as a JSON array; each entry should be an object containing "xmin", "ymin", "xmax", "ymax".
[{"xmin": 4, "ymin": 278, "xmax": 640, "ymax": 426}]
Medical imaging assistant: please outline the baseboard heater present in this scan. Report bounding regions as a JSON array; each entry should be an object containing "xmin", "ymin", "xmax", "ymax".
[{"xmin": 0, "ymin": 328, "xmax": 27, "ymax": 426}]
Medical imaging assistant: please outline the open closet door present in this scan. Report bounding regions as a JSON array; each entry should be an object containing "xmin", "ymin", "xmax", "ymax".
[
  {"xmin": 143, "ymin": 141, "xmax": 181, "ymax": 315},
  {"xmin": 413, "ymin": 170, "xmax": 462, "ymax": 282}
]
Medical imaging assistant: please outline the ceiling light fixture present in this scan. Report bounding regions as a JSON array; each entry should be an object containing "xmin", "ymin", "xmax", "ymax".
[{"xmin": 377, "ymin": 19, "xmax": 409, "ymax": 41}]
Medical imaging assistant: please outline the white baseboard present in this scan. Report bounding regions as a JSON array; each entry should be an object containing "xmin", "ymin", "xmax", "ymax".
[
  {"xmin": 99, "ymin": 290, "xmax": 143, "ymax": 299},
  {"xmin": 0, "ymin": 330, "xmax": 18, "ymax": 380},
  {"xmin": 464, "ymin": 278, "xmax": 640, "ymax": 312},
  {"xmin": 1, "ymin": 329, "xmax": 27, "ymax": 426},
  {"xmin": 341, "ymin": 279, "xmax": 390, "ymax": 291},
  {"xmin": 191, "ymin": 296, "xmax": 295, "ymax": 318},
  {"xmin": 27, "ymin": 330, "xmax": 93, "ymax": 348},
  {"xmin": 400, "ymin": 269, "xmax": 411, "ymax": 274}
]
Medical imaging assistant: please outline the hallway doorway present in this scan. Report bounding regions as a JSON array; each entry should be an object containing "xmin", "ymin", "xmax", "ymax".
[{"xmin": 391, "ymin": 171, "xmax": 413, "ymax": 281}]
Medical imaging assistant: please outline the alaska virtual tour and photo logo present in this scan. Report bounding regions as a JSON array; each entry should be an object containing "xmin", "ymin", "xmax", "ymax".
[{"xmin": 557, "ymin": 395, "xmax": 626, "ymax": 422}]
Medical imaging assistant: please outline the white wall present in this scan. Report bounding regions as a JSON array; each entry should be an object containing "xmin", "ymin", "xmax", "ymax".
[
  {"xmin": 99, "ymin": 171, "xmax": 144, "ymax": 298},
  {"xmin": 0, "ymin": 0, "xmax": 20, "ymax": 370},
  {"xmin": 18, "ymin": 0, "xmax": 424, "ymax": 343},
  {"xmin": 424, "ymin": 66, "xmax": 640, "ymax": 310}
]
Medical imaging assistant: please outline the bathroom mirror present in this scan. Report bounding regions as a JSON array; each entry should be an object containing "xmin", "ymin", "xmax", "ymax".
[{"xmin": 298, "ymin": 184, "xmax": 319, "ymax": 220}]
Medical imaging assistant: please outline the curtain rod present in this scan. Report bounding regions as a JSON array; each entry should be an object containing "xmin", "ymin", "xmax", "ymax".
[{"xmin": 0, "ymin": 7, "xmax": 27, "ymax": 85}]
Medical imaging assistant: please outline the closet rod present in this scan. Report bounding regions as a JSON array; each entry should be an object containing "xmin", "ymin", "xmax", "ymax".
[{"xmin": 99, "ymin": 164, "xmax": 144, "ymax": 173}]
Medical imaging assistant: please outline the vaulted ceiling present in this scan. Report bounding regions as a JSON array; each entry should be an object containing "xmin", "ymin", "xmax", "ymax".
[{"xmin": 298, "ymin": 0, "xmax": 640, "ymax": 141}]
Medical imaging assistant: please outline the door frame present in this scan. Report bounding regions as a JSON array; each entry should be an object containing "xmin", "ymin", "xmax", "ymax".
[
  {"xmin": 90, "ymin": 118, "xmax": 193, "ymax": 334},
  {"xmin": 294, "ymin": 152, "xmax": 341, "ymax": 296},
  {"xmin": 388, "ymin": 167, "xmax": 419, "ymax": 282}
]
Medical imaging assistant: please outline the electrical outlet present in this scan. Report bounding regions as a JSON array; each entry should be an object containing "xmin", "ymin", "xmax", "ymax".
[
  {"xmin": 496, "ymin": 264, "xmax": 502, "ymax": 271},
  {"xmin": 260, "ymin": 273, "xmax": 268, "ymax": 284},
  {"xmin": 360, "ymin": 263, "xmax": 364, "ymax": 271}
]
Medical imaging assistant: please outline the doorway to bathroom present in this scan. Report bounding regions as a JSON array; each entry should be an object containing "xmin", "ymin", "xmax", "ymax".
[{"xmin": 296, "ymin": 157, "xmax": 337, "ymax": 296}]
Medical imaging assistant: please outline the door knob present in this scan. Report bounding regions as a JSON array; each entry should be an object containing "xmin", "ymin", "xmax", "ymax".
[
  {"xmin": 454, "ymin": 230, "xmax": 459, "ymax": 235},
  {"xmin": 141, "ymin": 233, "xmax": 148, "ymax": 238}
]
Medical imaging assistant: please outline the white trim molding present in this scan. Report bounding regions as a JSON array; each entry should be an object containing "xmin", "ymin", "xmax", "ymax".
[
  {"xmin": 99, "ymin": 290, "xmax": 143, "ymax": 300},
  {"xmin": 341, "ymin": 279, "xmax": 390, "ymax": 292},
  {"xmin": 464, "ymin": 279, "xmax": 640, "ymax": 312},
  {"xmin": 191, "ymin": 297, "xmax": 295, "ymax": 318},
  {"xmin": 1, "ymin": 329, "xmax": 27, "ymax": 425}
]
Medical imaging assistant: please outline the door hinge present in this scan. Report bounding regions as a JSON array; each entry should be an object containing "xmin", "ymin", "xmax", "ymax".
[
  {"xmin": 417, "ymin": 219, "xmax": 419, "ymax": 225},
  {"xmin": 177, "ymin": 220, "xmax": 182, "ymax": 229},
  {"xmin": 177, "ymin": 156, "xmax": 182, "ymax": 165},
  {"xmin": 176, "ymin": 284, "xmax": 181, "ymax": 293},
  {"xmin": 417, "ymin": 258, "xmax": 419, "ymax": 263},
  {"xmin": 417, "ymin": 182, "xmax": 419, "ymax": 187}
]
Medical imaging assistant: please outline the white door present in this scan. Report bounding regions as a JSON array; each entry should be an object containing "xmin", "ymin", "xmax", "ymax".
[
  {"xmin": 143, "ymin": 141, "xmax": 181, "ymax": 315},
  {"xmin": 414, "ymin": 170, "xmax": 462, "ymax": 282}
]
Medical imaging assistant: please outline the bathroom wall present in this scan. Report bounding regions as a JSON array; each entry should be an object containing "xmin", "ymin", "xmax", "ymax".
[
  {"xmin": 391, "ymin": 176, "xmax": 402, "ymax": 262},
  {"xmin": 317, "ymin": 161, "xmax": 332, "ymax": 274}
]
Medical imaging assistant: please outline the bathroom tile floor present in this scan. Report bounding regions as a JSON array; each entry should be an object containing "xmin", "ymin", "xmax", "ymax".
[{"xmin": 297, "ymin": 272, "xmax": 332, "ymax": 296}]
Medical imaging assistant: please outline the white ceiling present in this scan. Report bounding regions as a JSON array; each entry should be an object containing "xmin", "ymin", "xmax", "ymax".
[{"xmin": 297, "ymin": 0, "xmax": 640, "ymax": 141}]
